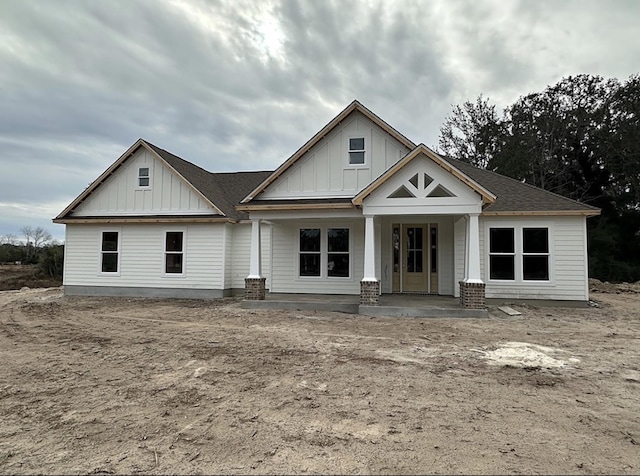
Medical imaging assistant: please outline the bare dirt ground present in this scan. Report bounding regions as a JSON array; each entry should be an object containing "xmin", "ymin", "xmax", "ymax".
[{"xmin": 0, "ymin": 280, "xmax": 638, "ymax": 474}]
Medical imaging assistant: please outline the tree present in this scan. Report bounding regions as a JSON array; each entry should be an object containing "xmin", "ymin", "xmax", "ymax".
[
  {"xmin": 439, "ymin": 74, "xmax": 640, "ymax": 282},
  {"xmin": 0, "ymin": 234, "xmax": 18, "ymax": 245},
  {"xmin": 21, "ymin": 226, "xmax": 53, "ymax": 262},
  {"xmin": 438, "ymin": 95, "xmax": 504, "ymax": 169}
]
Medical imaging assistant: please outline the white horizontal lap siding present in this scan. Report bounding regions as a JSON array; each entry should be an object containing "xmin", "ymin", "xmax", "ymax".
[
  {"xmin": 481, "ymin": 216, "xmax": 588, "ymax": 301},
  {"xmin": 230, "ymin": 223, "xmax": 271, "ymax": 290},
  {"xmin": 64, "ymin": 224, "xmax": 225, "ymax": 290},
  {"xmin": 72, "ymin": 149, "xmax": 214, "ymax": 216},
  {"xmin": 260, "ymin": 112, "xmax": 410, "ymax": 199},
  {"xmin": 271, "ymin": 218, "xmax": 364, "ymax": 295}
]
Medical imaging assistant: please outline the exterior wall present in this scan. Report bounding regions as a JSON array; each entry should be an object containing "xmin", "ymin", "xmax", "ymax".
[
  {"xmin": 64, "ymin": 223, "xmax": 225, "ymax": 292},
  {"xmin": 453, "ymin": 217, "xmax": 467, "ymax": 298},
  {"xmin": 270, "ymin": 218, "xmax": 365, "ymax": 295},
  {"xmin": 260, "ymin": 111, "xmax": 411, "ymax": 199},
  {"xmin": 230, "ymin": 223, "xmax": 272, "ymax": 290},
  {"xmin": 479, "ymin": 215, "xmax": 589, "ymax": 301},
  {"xmin": 72, "ymin": 148, "xmax": 215, "ymax": 216}
]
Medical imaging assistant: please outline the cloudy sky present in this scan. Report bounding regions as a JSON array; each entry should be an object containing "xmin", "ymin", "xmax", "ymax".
[{"xmin": 1, "ymin": 0, "xmax": 638, "ymax": 242}]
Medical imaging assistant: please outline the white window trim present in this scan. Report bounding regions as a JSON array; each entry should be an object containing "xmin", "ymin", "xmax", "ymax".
[
  {"xmin": 137, "ymin": 165, "xmax": 152, "ymax": 190},
  {"xmin": 163, "ymin": 229, "xmax": 187, "ymax": 277},
  {"xmin": 97, "ymin": 228, "xmax": 121, "ymax": 276},
  {"xmin": 297, "ymin": 226, "xmax": 352, "ymax": 280},
  {"xmin": 346, "ymin": 135, "xmax": 368, "ymax": 168},
  {"xmin": 485, "ymin": 223, "xmax": 554, "ymax": 285}
]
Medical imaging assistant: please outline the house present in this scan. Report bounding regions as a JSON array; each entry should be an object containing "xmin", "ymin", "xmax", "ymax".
[{"xmin": 54, "ymin": 100, "xmax": 600, "ymax": 310}]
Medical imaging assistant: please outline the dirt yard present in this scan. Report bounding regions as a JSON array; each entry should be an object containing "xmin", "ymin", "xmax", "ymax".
[{"xmin": 0, "ymin": 282, "xmax": 638, "ymax": 474}]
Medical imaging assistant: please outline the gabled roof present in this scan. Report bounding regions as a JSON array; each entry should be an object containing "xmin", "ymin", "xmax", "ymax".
[
  {"xmin": 55, "ymin": 139, "xmax": 271, "ymax": 222},
  {"xmin": 145, "ymin": 142, "xmax": 271, "ymax": 220},
  {"xmin": 353, "ymin": 144, "xmax": 496, "ymax": 206},
  {"xmin": 240, "ymin": 99, "xmax": 416, "ymax": 204}
]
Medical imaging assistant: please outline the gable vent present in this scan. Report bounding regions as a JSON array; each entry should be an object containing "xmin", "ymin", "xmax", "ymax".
[
  {"xmin": 427, "ymin": 184, "xmax": 455, "ymax": 197},
  {"xmin": 388, "ymin": 185, "xmax": 416, "ymax": 198}
]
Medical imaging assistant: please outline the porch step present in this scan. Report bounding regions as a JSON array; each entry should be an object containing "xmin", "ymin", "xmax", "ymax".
[
  {"xmin": 242, "ymin": 299, "xmax": 359, "ymax": 314},
  {"xmin": 359, "ymin": 305, "xmax": 488, "ymax": 318}
]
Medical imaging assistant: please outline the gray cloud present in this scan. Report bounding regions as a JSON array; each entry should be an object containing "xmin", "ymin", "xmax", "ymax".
[{"xmin": 0, "ymin": 0, "xmax": 637, "ymax": 241}]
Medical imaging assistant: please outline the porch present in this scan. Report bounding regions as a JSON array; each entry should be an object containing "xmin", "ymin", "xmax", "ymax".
[{"xmin": 242, "ymin": 293, "xmax": 488, "ymax": 318}]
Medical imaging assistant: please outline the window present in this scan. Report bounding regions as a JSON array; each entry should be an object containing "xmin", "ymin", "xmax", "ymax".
[
  {"xmin": 348, "ymin": 137, "xmax": 365, "ymax": 165},
  {"xmin": 299, "ymin": 228, "xmax": 321, "ymax": 276},
  {"xmin": 488, "ymin": 226, "xmax": 550, "ymax": 281},
  {"xmin": 100, "ymin": 231, "xmax": 119, "ymax": 273},
  {"xmin": 299, "ymin": 227, "xmax": 351, "ymax": 278},
  {"xmin": 489, "ymin": 228, "xmax": 515, "ymax": 280},
  {"xmin": 523, "ymin": 228, "xmax": 549, "ymax": 280},
  {"xmin": 138, "ymin": 167, "xmax": 150, "ymax": 187},
  {"xmin": 327, "ymin": 228, "xmax": 349, "ymax": 277},
  {"xmin": 165, "ymin": 232, "xmax": 184, "ymax": 274}
]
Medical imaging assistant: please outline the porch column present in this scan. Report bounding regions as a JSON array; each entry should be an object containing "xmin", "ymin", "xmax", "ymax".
[
  {"xmin": 361, "ymin": 214, "xmax": 380, "ymax": 305},
  {"xmin": 245, "ymin": 219, "xmax": 266, "ymax": 300},
  {"xmin": 459, "ymin": 213, "xmax": 485, "ymax": 309}
]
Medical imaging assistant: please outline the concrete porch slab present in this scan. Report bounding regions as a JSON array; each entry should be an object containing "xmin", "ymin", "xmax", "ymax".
[{"xmin": 242, "ymin": 293, "xmax": 488, "ymax": 318}]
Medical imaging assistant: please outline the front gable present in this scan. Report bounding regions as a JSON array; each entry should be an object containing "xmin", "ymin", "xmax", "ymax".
[
  {"xmin": 242, "ymin": 101, "xmax": 415, "ymax": 203},
  {"xmin": 55, "ymin": 140, "xmax": 223, "ymax": 222},
  {"xmin": 258, "ymin": 111, "xmax": 411, "ymax": 199},
  {"xmin": 356, "ymin": 146, "xmax": 495, "ymax": 216}
]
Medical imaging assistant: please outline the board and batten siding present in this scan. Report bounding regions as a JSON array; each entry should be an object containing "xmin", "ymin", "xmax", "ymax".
[
  {"xmin": 259, "ymin": 112, "xmax": 411, "ymax": 199},
  {"xmin": 480, "ymin": 216, "xmax": 589, "ymax": 301},
  {"xmin": 270, "ymin": 218, "xmax": 364, "ymax": 295},
  {"xmin": 64, "ymin": 223, "xmax": 225, "ymax": 290},
  {"xmin": 229, "ymin": 223, "xmax": 272, "ymax": 290},
  {"xmin": 453, "ymin": 217, "xmax": 467, "ymax": 298},
  {"xmin": 72, "ymin": 148, "xmax": 214, "ymax": 216}
]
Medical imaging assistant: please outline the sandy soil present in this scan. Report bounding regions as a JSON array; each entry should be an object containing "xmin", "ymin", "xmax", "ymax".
[{"xmin": 0, "ymin": 285, "xmax": 638, "ymax": 474}]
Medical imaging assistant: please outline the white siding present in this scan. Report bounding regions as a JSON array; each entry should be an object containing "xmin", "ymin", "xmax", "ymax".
[
  {"xmin": 230, "ymin": 223, "xmax": 271, "ymax": 290},
  {"xmin": 72, "ymin": 148, "xmax": 215, "ymax": 216},
  {"xmin": 453, "ymin": 217, "xmax": 466, "ymax": 298},
  {"xmin": 480, "ymin": 216, "xmax": 589, "ymax": 301},
  {"xmin": 271, "ymin": 218, "xmax": 364, "ymax": 295},
  {"xmin": 64, "ymin": 223, "xmax": 225, "ymax": 290},
  {"xmin": 363, "ymin": 154, "xmax": 483, "ymax": 216},
  {"xmin": 260, "ymin": 112, "xmax": 410, "ymax": 199},
  {"xmin": 438, "ymin": 218, "xmax": 454, "ymax": 295}
]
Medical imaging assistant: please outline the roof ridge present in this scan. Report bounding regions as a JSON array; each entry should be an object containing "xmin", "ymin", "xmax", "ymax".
[{"xmin": 142, "ymin": 139, "xmax": 213, "ymax": 175}]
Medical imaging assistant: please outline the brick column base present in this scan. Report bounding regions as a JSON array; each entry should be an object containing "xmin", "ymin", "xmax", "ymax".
[
  {"xmin": 245, "ymin": 277, "xmax": 266, "ymax": 300},
  {"xmin": 459, "ymin": 281, "xmax": 486, "ymax": 309},
  {"xmin": 360, "ymin": 280, "xmax": 380, "ymax": 306}
]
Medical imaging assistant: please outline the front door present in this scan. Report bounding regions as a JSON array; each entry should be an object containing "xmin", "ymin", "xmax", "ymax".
[
  {"xmin": 402, "ymin": 225, "xmax": 427, "ymax": 292},
  {"xmin": 393, "ymin": 223, "xmax": 438, "ymax": 293}
]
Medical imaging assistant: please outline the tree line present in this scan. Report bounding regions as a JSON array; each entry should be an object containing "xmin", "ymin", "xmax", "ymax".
[
  {"xmin": 0, "ymin": 226, "xmax": 63, "ymax": 278},
  {"xmin": 439, "ymin": 74, "xmax": 640, "ymax": 282}
]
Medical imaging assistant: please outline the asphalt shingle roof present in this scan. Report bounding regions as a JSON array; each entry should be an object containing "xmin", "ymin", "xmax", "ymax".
[
  {"xmin": 145, "ymin": 140, "xmax": 598, "ymax": 217},
  {"xmin": 445, "ymin": 157, "xmax": 599, "ymax": 213},
  {"xmin": 144, "ymin": 141, "xmax": 271, "ymax": 220}
]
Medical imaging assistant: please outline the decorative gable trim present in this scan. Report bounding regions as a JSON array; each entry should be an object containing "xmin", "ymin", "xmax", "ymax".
[
  {"xmin": 240, "ymin": 100, "xmax": 416, "ymax": 204},
  {"xmin": 54, "ymin": 139, "xmax": 225, "ymax": 220},
  {"xmin": 352, "ymin": 144, "xmax": 496, "ymax": 206}
]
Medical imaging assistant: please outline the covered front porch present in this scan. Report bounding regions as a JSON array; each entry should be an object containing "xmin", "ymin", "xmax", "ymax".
[
  {"xmin": 242, "ymin": 145, "xmax": 495, "ymax": 310},
  {"xmin": 242, "ymin": 292, "xmax": 488, "ymax": 318}
]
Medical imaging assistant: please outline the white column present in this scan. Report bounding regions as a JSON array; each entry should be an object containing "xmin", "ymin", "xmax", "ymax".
[
  {"xmin": 464, "ymin": 213, "xmax": 483, "ymax": 283},
  {"xmin": 362, "ymin": 215, "xmax": 377, "ymax": 281},
  {"xmin": 247, "ymin": 219, "xmax": 262, "ymax": 279}
]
